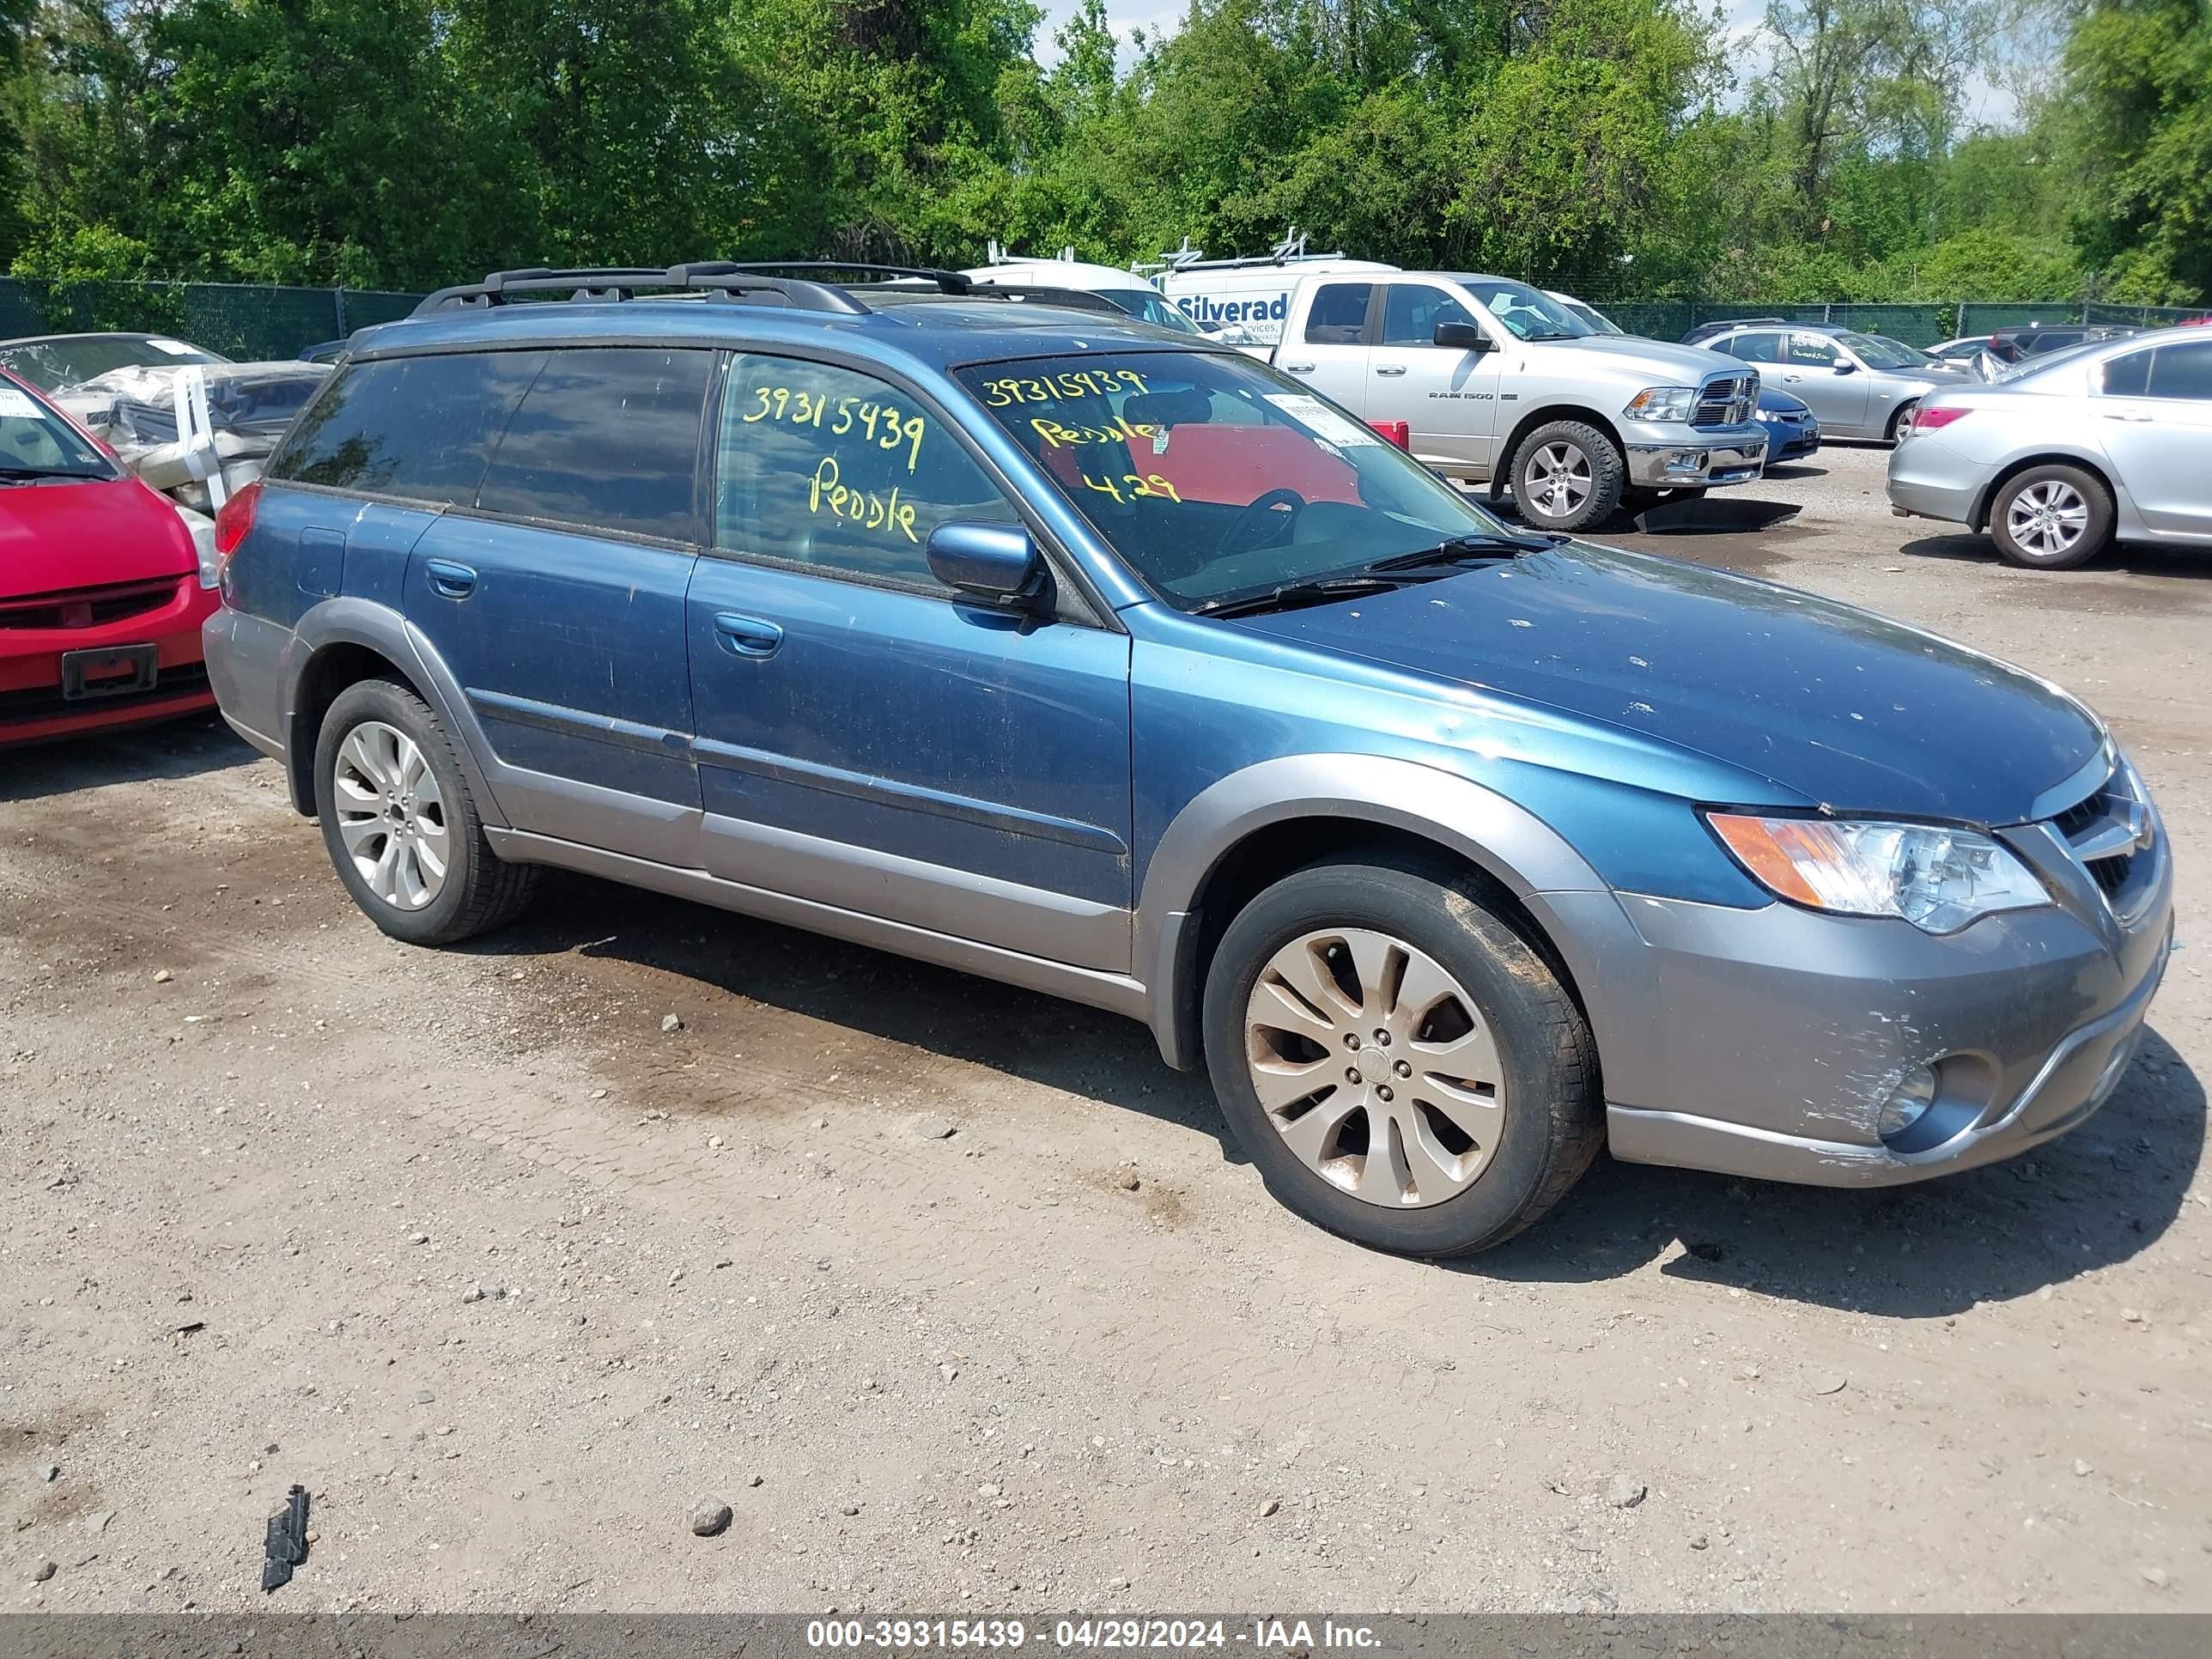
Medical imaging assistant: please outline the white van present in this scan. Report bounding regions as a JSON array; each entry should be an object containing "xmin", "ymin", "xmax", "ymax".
[
  {"xmin": 961, "ymin": 246, "xmax": 1202, "ymax": 334},
  {"xmin": 1148, "ymin": 233, "xmax": 1398, "ymax": 347}
]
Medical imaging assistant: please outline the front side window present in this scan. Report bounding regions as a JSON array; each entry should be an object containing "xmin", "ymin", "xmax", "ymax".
[
  {"xmin": 2146, "ymin": 340, "xmax": 2212, "ymax": 401},
  {"xmin": 0, "ymin": 380, "xmax": 112, "ymax": 480},
  {"xmin": 957, "ymin": 350, "xmax": 1520, "ymax": 607},
  {"xmin": 1380, "ymin": 286, "xmax": 1476, "ymax": 348},
  {"xmin": 1838, "ymin": 331, "xmax": 1926, "ymax": 370},
  {"xmin": 714, "ymin": 354, "xmax": 1018, "ymax": 590},
  {"xmin": 1303, "ymin": 284, "xmax": 1371, "ymax": 345},
  {"xmin": 271, "ymin": 351, "xmax": 545, "ymax": 505},
  {"xmin": 474, "ymin": 347, "xmax": 712, "ymax": 542},
  {"xmin": 1788, "ymin": 332, "xmax": 1841, "ymax": 368}
]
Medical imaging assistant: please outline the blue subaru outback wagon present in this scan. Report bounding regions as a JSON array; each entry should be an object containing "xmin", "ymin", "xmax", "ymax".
[{"xmin": 204, "ymin": 263, "xmax": 2172, "ymax": 1256}]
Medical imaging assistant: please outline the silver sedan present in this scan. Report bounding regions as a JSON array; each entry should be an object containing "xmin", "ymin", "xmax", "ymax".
[
  {"xmin": 1697, "ymin": 323, "xmax": 1973, "ymax": 440},
  {"xmin": 1887, "ymin": 328, "xmax": 2212, "ymax": 568}
]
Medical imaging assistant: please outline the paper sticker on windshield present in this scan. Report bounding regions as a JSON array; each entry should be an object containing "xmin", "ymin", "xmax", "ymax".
[
  {"xmin": 0, "ymin": 387, "xmax": 44, "ymax": 420},
  {"xmin": 148, "ymin": 338, "xmax": 198, "ymax": 356},
  {"xmin": 1264, "ymin": 393, "xmax": 1380, "ymax": 447}
]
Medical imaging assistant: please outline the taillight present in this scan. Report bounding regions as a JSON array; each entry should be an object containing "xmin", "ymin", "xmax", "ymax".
[
  {"xmin": 1368, "ymin": 420, "xmax": 1411, "ymax": 449},
  {"xmin": 212, "ymin": 480, "xmax": 261, "ymax": 569},
  {"xmin": 1913, "ymin": 406, "xmax": 1969, "ymax": 433}
]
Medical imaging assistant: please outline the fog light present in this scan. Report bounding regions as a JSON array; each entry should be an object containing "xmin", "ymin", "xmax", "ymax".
[{"xmin": 1878, "ymin": 1065, "xmax": 1938, "ymax": 1142}]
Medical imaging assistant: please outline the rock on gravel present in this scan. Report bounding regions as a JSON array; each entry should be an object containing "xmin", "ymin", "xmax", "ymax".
[
  {"xmin": 908, "ymin": 1112, "xmax": 957, "ymax": 1140},
  {"xmin": 691, "ymin": 1498, "xmax": 732, "ymax": 1537},
  {"xmin": 661, "ymin": 1013, "xmax": 684, "ymax": 1033},
  {"xmin": 1608, "ymin": 1475, "xmax": 1648, "ymax": 1510},
  {"xmin": 30, "ymin": 1559, "xmax": 57, "ymax": 1583},
  {"xmin": 40, "ymin": 1463, "xmax": 59, "ymax": 1483},
  {"xmin": 2139, "ymin": 1565, "xmax": 2170, "ymax": 1589}
]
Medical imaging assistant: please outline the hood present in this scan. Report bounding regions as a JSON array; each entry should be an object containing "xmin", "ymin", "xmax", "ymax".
[
  {"xmin": 1518, "ymin": 333, "xmax": 1741, "ymax": 382},
  {"xmin": 1757, "ymin": 388, "xmax": 1811, "ymax": 416},
  {"xmin": 1232, "ymin": 543, "xmax": 2103, "ymax": 825},
  {"xmin": 0, "ymin": 473, "xmax": 198, "ymax": 600}
]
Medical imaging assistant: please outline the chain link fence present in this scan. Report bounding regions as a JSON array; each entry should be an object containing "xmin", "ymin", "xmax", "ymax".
[
  {"xmin": 0, "ymin": 278, "xmax": 431, "ymax": 361},
  {"xmin": 3, "ymin": 279, "xmax": 2208, "ymax": 360}
]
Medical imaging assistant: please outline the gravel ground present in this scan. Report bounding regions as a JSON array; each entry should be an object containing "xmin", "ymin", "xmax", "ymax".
[{"xmin": 4, "ymin": 443, "xmax": 2209, "ymax": 1614}]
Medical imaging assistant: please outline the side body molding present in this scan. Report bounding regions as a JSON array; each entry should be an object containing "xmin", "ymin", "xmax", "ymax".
[
  {"xmin": 1133, "ymin": 753, "xmax": 1638, "ymax": 1070},
  {"xmin": 283, "ymin": 597, "xmax": 511, "ymax": 830}
]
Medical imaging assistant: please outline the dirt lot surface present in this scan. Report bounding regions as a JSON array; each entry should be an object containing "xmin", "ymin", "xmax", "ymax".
[{"xmin": 5, "ymin": 444, "xmax": 2209, "ymax": 1615}]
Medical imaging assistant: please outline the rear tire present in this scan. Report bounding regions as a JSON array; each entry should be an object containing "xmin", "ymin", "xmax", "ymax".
[
  {"xmin": 1989, "ymin": 464, "xmax": 2112, "ymax": 571},
  {"xmin": 1510, "ymin": 420, "xmax": 1625, "ymax": 533},
  {"xmin": 1886, "ymin": 401, "xmax": 1918, "ymax": 443},
  {"xmin": 1201, "ymin": 850, "xmax": 1602, "ymax": 1257},
  {"xmin": 314, "ymin": 678, "xmax": 538, "ymax": 945}
]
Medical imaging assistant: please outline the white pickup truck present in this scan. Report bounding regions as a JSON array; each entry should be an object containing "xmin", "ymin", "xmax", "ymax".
[{"xmin": 1264, "ymin": 270, "xmax": 1769, "ymax": 532}]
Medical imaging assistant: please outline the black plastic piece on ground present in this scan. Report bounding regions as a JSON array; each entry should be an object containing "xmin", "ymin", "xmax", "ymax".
[{"xmin": 260, "ymin": 1485, "xmax": 310, "ymax": 1593}]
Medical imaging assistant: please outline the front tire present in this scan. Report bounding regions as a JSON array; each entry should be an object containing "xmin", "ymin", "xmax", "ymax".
[
  {"xmin": 1201, "ymin": 851, "xmax": 1601, "ymax": 1256},
  {"xmin": 1510, "ymin": 420, "xmax": 1625, "ymax": 533},
  {"xmin": 1989, "ymin": 464, "xmax": 2112, "ymax": 570},
  {"xmin": 313, "ymin": 678, "xmax": 538, "ymax": 945}
]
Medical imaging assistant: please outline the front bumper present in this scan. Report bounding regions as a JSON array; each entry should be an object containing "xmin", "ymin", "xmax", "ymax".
[
  {"xmin": 1, "ymin": 580, "xmax": 220, "ymax": 746},
  {"xmin": 1622, "ymin": 422, "xmax": 1768, "ymax": 488},
  {"xmin": 1596, "ymin": 819, "xmax": 2175, "ymax": 1188},
  {"xmin": 1759, "ymin": 420, "xmax": 1820, "ymax": 461}
]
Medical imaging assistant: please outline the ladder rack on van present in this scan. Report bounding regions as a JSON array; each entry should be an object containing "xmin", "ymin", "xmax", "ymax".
[{"xmin": 1137, "ymin": 229, "xmax": 1349, "ymax": 277}]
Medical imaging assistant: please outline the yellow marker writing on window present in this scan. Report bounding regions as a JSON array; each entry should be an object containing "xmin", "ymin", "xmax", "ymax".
[{"xmin": 809, "ymin": 456, "xmax": 920, "ymax": 544}]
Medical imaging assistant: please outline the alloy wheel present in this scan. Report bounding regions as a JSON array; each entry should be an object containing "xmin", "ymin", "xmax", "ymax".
[
  {"xmin": 1243, "ymin": 927, "xmax": 1507, "ymax": 1208},
  {"xmin": 2007, "ymin": 479, "xmax": 2089, "ymax": 557},
  {"xmin": 1523, "ymin": 441, "xmax": 1592, "ymax": 519},
  {"xmin": 331, "ymin": 720, "xmax": 450, "ymax": 910}
]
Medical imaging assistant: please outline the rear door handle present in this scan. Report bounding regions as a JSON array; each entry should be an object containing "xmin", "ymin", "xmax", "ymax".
[
  {"xmin": 1375, "ymin": 363, "xmax": 1407, "ymax": 377},
  {"xmin": 1280, "ymin": 361, "xmax": 1315, "ymax": 374},
  {"xmin": 713, "ymin": 611, "xmax": 784, "ymax": 659},
  {"xmin": 423, "ymin": 559, "xmax": 477, "ymax": 599},
  {"xmin": 2101, "ymin": 411, "xmax": 2154, "ymax": 422}
]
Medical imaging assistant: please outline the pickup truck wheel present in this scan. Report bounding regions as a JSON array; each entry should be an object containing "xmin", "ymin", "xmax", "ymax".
[
  {"xmin": 1201, "ymin": 850, "xmax": 1601, "ymax": 1257},
  {"xmin": 1989, "ymin": 465, "xmax": 2112, "ymax": 570},
  {"xmin": 1510, "ymin": 421, "xmax": 1624, "ymax": 533},
  {"xmin": 314, "ymin": 678, "xmax": 538, "ymax": 945}
]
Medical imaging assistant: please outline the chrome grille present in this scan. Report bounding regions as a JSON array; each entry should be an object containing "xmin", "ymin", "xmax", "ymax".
[
  {"xmin": 2049, "ymin": 761, "xmax": 2157, "ymax": 918},
  {"xmin": 1694, "ymin": 374, "xmax": 1756, "ymax": 428}
]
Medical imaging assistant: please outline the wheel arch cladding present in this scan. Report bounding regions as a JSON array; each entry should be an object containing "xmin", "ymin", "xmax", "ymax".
[
  {"xmin": 283, "ymin": 599, "xmax": 504, "ymax": 830},
  {"xmin": 1134, "ymin": 754, "xmax": 1631, "ymax": 1073}
]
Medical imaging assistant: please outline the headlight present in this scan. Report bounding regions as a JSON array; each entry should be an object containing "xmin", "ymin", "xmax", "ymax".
[
  {"xmin": 1705, "ymin": 813, "xmax": 2050, "ymax": 934},
  {"xmin": 1624, "ymin": 386, "xmax": 1700, "ymax": 422}
]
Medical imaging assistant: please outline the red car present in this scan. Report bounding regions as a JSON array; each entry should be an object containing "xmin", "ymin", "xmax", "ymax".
[{"xmin": 1, "ymin": 368, "xmax": 221, "ymax": 746}]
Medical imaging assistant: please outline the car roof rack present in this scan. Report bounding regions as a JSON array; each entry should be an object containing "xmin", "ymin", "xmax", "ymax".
[
  {"xmin": 717, "ymin": 261, "xmax": 978, "ymax": 295},
  {"xmin": 412, "ymin": 264, "xmax": 876, "ymax": 318}
]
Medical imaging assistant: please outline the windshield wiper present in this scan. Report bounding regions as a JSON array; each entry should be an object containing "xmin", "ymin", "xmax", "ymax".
[
  {"xmin": 1364, "ymin": 532, "xmax": 1560, "ymax": 573},
  {"xmin": 0, "ymin": 465, "xmax": 106, "ymax": 483},
  {"xmin": 1191, "ymin": 576, "xmax": 1408, "ymax": 619}
]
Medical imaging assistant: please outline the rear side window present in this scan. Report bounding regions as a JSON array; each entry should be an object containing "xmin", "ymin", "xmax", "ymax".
[
  {"xmin": 1723, "ymin": 331, "xmax": 1783, "ymax": 364},
  {"xmin": 475, "ymin": 347, "xmax": 713, "ymax": 542},
  {"xmin": 1304, "ymin": 284, "xmax": 1371, "ymax": 345},
  {"xmin": 2146, "ymin": 340, "xmax": 2212, "ymax": 401},
  {"xmin": 272, "ymin": 351, "xmax": 544, "ymax": 504},
  {"xmin": 2101, "ymin": 349, "xmax": 2154, "ymax": 398}
]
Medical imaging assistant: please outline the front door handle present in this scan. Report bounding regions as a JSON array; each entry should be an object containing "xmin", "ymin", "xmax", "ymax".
[
  {"xmin": 1374, "ymin": 362, "xmax": 1407, "ymax": 377},
  {"xmin": 2101, "ymin": 411, "xmax": 2154, "ymax": 422},
  {"xmin": 713, "ymin": 611, "xmax": 784, "ymax": 659},
  {"xmin": 423, "ymin": 559, "xmax": 477, "ymax": 599},
  {"xmin": 1280, "ymin": 361, "xmax": 1315, "ymax": 374},
  {"xmin": 1781, "ymin": 373, "xmax": 1803, "ymax": 383}
]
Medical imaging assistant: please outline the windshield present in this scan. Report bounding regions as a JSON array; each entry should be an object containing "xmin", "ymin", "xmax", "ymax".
[
  {"xmin": 0, "ymin": 380, "xmax": 114, "ymax": 480},
  {"xmin": 0, "ymin": 334, "xmax": 228, "ymax": 391},
  {"xmin": 957, "ymin": 351, "xmax": 1524, "ymax": 608},
  {"xmin": 1456, "ymin": 279, "xmax": 1595, "ymax": 342},
  {"xmin": 1835, "ymin": 331, "xmax": 1928, "ymax": 371},
  {"xmin": 1100, "ymin": 290, "xmax": 1204, "ymax": 335}
]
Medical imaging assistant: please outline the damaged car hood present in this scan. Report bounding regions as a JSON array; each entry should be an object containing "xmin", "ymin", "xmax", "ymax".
[{"xmin": 1229, "ymin": 541, "xmax": 2105, "ymax": 825}]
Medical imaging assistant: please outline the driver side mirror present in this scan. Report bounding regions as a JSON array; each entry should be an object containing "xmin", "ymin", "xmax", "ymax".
[
  {"xmin": 1832, "ymin": 360, "xmax": 1857, "ymax": 374},
  {"xmin": 927, "ymin": 521, "xmax": 1046, "ymax": 610},
  {"xmin": 1433, "ymin": 321, "xmax": 1494, "ymax": 353}
]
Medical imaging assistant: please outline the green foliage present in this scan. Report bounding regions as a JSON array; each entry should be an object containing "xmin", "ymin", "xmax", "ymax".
[{"xmin": 0, "ymin": 0, "xmax": 2194, "ymax": 303}]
